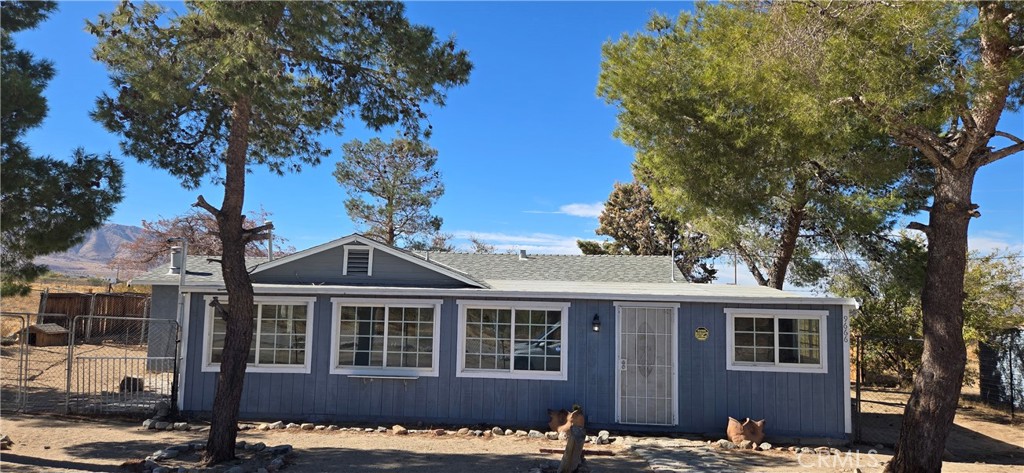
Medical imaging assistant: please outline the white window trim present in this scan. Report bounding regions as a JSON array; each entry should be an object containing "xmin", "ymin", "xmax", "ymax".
[
  {"xmin": 455, "ymin": 299, "xmax": 571, "ymax": 381},
  {"xmin": 329, "ymin": 298, "xmax": 442, "ymax": 377},
  {"xmin": 201, "ymin": 295, "xmax": 316, "ymax": 374},
  {"xmin": 725, "ymin": 308, "xmax": 828, "ymax": 374},
  {"xmin": 342, "ymin": 246, "xmax": 373, "ymax": 276}
]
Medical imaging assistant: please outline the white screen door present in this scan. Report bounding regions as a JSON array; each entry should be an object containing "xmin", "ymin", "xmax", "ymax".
[{"xmin": 616, "ymin": 305, "xmax": 678, "ymax": 425}]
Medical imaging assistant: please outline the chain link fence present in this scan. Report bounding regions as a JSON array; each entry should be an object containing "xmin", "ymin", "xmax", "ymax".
[
  {"xmin": 1, "ymin": 290, "xmax": 178, "ymax": 418},
  {"xmin": 853, "ymin": 334, "xmax": 1020, "ymax": 445},
  {"xmin": 67, "ymin": 315, "xmax": 179, "ymax": 416}
]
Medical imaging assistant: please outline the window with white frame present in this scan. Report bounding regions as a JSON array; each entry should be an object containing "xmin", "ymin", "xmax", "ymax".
[
  {"xmin": 725, "ymin": 308, "xmax": 828, "ymax": 373},
  {"xmin": 457, "ymin": 300, "xmax": 570, "ymax": 380},
  {"xmin": 329, "ymin": 298, "xmax": 441, "ymax": 376},
  {"xmin": 203, "ymin": 296, "xmax": 315, "ymax": 373}
]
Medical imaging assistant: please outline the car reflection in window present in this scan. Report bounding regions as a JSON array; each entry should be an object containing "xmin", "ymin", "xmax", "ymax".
[{"xmin": 513, "ymin": 322, "xmax": 561, "ymax": 371}]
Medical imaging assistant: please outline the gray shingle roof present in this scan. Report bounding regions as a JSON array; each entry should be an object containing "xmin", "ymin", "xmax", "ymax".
[
  {"xmin": 418, "ymin": 252, "xmax": 684, "ymax": 284},
  {"xmin": 131, "ymin": 256, "xmax": 268, "ymax": 286}
]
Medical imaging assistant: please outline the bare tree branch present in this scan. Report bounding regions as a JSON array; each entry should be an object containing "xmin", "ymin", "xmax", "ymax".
[
  {"xmin": 194, "ymin": 195, "xmax": 220, "ymax": 216},
  {"xmin": 907, "ymin": 221, "xmax": 930, "ymax": 236},
  {"xmin": 975, "ymin": 141, "xmax": 1024, "ymax": 168},
  {"xmin": 994, "ymin": 131, "xmax": 1023, "ymax": 144}
]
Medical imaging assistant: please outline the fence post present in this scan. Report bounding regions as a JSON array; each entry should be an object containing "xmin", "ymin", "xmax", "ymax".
[
  {"xmin": 66, "ymin": 315, "xmax": 76, "ymax": 414},
  {"xmin": 855, "ymin": 335, "xmax": 863, "ymax": 444},
  {"xmin": 1011, "ymin": 331, "xmax": 1016, "ymax": 422},
  {"xmin": 85, "ymin": 294, "xmax": 96, "ymax": 339},
  {"xmin": 38, "ymin": 288, "xmax": 49, "ymax": 315}
]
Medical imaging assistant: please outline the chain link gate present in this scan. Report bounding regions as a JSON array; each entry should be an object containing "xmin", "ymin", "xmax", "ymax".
[
  {"xmin": 0, "ymin": 312, "xmax": 75, "ymax": 413},
  {"xmin": 67, "ymin": 315, "xmax": 179, "ymax": 416},
  {"xmin": 1, "ymin": 313, "xmax": 27, "ymax": 411}
]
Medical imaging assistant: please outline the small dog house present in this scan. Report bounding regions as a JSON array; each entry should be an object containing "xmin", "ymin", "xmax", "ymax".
[{"xmin": 27, "ymin": 323, "xmax": 69, "ymax": 347}]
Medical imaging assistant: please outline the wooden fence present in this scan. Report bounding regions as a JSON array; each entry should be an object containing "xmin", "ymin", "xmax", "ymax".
[{"xmin": 37, "ymin": 291, "xmax": 150, "ymax": 340}]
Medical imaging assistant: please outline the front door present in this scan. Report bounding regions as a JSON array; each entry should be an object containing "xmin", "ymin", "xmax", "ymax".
[{"xmin": 615, "ymin": 304, "xmax": 678, "ymax": 425}]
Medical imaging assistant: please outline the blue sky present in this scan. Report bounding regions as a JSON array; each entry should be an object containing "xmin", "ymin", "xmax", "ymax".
[{"xmin": 18, "ymin": 1, "xmax": 1024, "ymax": 286}]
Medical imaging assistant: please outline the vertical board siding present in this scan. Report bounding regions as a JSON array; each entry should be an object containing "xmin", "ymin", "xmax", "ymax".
[{"xmin": 178, "ymin": 293, "xmax": 847, "ymax": 438}]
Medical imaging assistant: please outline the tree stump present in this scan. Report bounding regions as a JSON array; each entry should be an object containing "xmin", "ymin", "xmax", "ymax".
[{"xmin": 558, "ymin": 424, "xmax": 586, "ymax": 473}]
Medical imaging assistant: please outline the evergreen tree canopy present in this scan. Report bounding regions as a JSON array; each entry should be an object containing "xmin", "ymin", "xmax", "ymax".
[
  {"xmin": 1, "ymin": 1, "xmax": 123, "ymax": 296},
  {"xmin": 598, "ymin": 3, "xmax": 930, "ymax": 289},
  {"xmin": 334, "ymin": 137, "xmax": 445, "ymax": 246},
  {"xmin": 577, "ymin": 181, "xmax": 718, "ymax": 283}
]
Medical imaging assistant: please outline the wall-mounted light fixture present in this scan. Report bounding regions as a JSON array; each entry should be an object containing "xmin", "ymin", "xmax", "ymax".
[{"xmin": 592, "ymin": 313, "xmax": 601, "ymax": 332}]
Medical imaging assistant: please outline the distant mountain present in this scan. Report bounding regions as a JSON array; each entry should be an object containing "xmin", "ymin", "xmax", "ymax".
[{"xmin": 35, "ymin": 223, "xmax": 143, "ymax": 278}]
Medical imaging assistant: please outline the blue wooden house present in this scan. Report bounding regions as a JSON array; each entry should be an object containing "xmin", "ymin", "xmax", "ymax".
[{"xmin": 134, "ymin": 234, "xmax": 854, "ymax": 439}]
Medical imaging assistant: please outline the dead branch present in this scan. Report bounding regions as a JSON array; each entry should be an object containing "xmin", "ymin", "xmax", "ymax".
[{"xmin": 194, "ymin": 195, "xmax": 220, "ymax": 216}]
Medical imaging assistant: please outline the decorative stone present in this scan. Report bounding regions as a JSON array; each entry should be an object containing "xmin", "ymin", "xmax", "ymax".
[
  {"xmin": 300, "ymin": 423, "xmax": 314, "ymax": 430},
  {"xmin": 268, "ymin": 444, "xmax": 293, "ymax": 455},
  {"xmin": 715, "ymin": 439, "xmax": 737, "ymax": 449},
  {"xmin": 815, "ymin": 446, "xmax": 831, "ymax": 454},
  {"xmin": 226, "ymin": 466, "xmax": 245, "ymax": 473},
  {"xmin": 269, "ymin": 421, "xmax": 285, "ymax": 430},
  {"xmin": 515, "ymin": 430, "xmax": 528, "ymax": 437},
  {"xmin": 759, "ymin": 442, "xmax": 773, "ymax": 451},
  {"xmin": 154, "ymin": 421, "xmax": 170, "ymax": 430},
  {"xmin": 314, "ymin": 425, "xmax": 326, "ymax": 431},
  {"xmin": 376, "ymin": 426, "xmax": 388, "ymax": 433},
  {"xmin": 597, "ymin": 430, "xmax": 610, "ymax": 445},
  {"xmin": 739, "ymin": 440, "xmax": 754, "ymax": 450},
  {"xmin": 285, "ymin": 423, "xmax": 300, "ymax": 429},
  {"xmin": 491, "ymin": 426, "xmax": 504, "ymax": 436},
  {"xmin": 504, "ymin": 429, "xmax": 514, "ymax": 436},
  {"xmin": 472, "ymin": 430, "xmax": 483, "ymax": 437},
  {"xmin": 153, "ymin": 467, "xmax": 171, "ymax": 473},
  {"xmin": 327, "ymin": 425, "xmax": 340, "ymax": 431},
  {"xmin": 252, "ymin": 442, "xmax": 266, "ymax": 452},
  {"xmin": 528, "ymin": 430, "xmax": 544, "ymax": 439},
  {"xmin": 152, "ymin": 449, "xmax": 179, "ymax": 460},
  {"xmin": 142, "ymin": 419, "xmax": 156, "ymax": 429},
  {"xmin": 393, "ymin": 425, "xmax": 408, "ymax": 435},
  {"xmin": 788, "ymin": 446, "xmax": 799, "ymax": 452},
  {"xmin": 173, "ymin": 422, "xmax": 189, "ymax": 431},
  {"xmin": 545, "ymin": 431, "xmax": 559, "ymax": 440},
  {"xmin": 483, "ymin": 431, "xmax": 493, "ymax": 439},
  {"xmin": 364, "ymin": 428, "xmax": 373, "ymax": 432},
  {"xmin": 801, "ymin": 447, "xmax": 814, "ymax": 454},
  {"xmin": 432, "ymin": 429, "xmax": 445, "ymax": 436},
  {"xmin": 457, "ymin": 428, "xmax": 470, "ymax": 435},
  {"xmin": 236, "ymin": 441, "xmax": 248, "ymax": 450}
]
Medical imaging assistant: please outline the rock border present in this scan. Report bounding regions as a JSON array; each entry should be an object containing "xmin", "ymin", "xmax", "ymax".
[{"xmin": 141, "ymin": 440, "xmax": 292, "ymax": 473}]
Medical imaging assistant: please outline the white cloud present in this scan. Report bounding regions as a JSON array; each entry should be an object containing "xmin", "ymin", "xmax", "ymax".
[
  {"xmin": 557, "ymin": 203, "xmax": 604, "ymax": 218},
  {"xmin": 452, "ymin": 231, "xmax": 585, "ymax": 254},
  {"xmin": 523, "ymin": 202, "xmax": 604, "ymax": 218},
  {"xmin": 968, "ymin": 232, "xmax": 1024, "ymax": 254}
]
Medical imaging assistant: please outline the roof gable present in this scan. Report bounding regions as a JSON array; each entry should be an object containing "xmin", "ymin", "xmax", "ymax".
[{"xmin": 250, "ymin": 234, "xmax": 486, "ymax": 288}]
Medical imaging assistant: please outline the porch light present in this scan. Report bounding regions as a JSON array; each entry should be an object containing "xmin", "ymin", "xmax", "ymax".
[{"xmin": 592, "ymin": 314, "xmax": 601, "ymax": 332}]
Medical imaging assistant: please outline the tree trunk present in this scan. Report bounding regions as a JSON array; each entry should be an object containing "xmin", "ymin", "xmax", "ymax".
[
  {"xmin": 888, "ymin": 165, "xmax": 976, "ymax": 473},
  {"xmin": 204, "ymin": 97, "xmax": 254, "ymax": 465},
  {"xmin": 767, "ymin": 185, "xmax": 809, "ymax": 289}
]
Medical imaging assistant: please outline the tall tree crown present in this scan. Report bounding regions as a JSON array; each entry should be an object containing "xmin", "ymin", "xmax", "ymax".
[
  {"xmin": 2, "ymin": 1, "xmax": 123, "ymax": 296},
  {"xmin": 334, "ymin": 137, "xmax": 444, "ymax": 246},
  {"xmin": 89, "ymin": 1, "xmax": 472, "ymax": 189}
]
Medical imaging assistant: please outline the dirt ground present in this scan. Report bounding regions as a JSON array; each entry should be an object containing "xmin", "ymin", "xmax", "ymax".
[
  {"xmin": 0, "ymin": 383, "xmax": 1019, "ymax": 472},
  {"xmin": 0, "ymin": 415, "xmax": 651, "ymax": 473},
  {"xmin": 855, "ymin": 386, "xmax": 1023, "ymax": 470}
]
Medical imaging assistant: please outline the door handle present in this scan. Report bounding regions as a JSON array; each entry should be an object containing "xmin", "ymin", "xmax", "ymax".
[{"xmin": 619, "ymin": 358, "xmax": 627, "ymax": 371}]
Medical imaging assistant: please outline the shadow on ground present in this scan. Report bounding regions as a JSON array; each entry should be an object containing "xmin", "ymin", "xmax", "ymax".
[
  {"xmin": 0, "ymin": 453, "xmax": 121, "ymax": 472},
  {"xmin": 859, "ymin": 412, "xmax": 1024, "ymax": 465}
]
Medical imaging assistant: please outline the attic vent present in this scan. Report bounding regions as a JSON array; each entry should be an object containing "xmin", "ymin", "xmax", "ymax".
[{"xmin": 344, "ymin": 247, "xmax": 372, "ymax": 276}]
